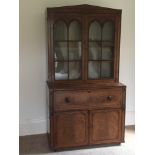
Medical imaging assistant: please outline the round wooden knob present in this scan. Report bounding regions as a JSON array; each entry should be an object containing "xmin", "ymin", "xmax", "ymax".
[
  {"xmin": 107, "ymin": 96, "xmax": 112, "ymax": 101},
  {"xmin": 65, "ymin": 97, "xmax": 70, "ymax": 103}
]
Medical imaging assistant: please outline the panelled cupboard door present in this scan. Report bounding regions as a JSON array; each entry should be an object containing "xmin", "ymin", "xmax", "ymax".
[
  {"xmin": 89, "ymin": 109, "xmax": 122, "ymax": 144},
  {"xmin": 53, "ymin": 111, "xmax": 88, "ymax": 149}
]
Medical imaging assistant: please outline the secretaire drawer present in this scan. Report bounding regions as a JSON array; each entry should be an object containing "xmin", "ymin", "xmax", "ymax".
[{"xmin": 54, "ymin": 88, "xmax": 123, "ymax": 111}]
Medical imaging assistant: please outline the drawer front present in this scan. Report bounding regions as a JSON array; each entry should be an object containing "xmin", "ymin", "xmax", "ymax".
[
  {"xmin": 86, "ymin": 89, "xmax": 123, "ymax": 109},
  {"xmin": 54, "ymin": 88, "xmax": 123, "ymax": 111}
]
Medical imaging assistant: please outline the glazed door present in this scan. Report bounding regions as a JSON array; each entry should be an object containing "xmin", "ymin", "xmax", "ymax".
[
  {"xmin": 86, "ymin": 15, "xmax": 120, "ymax": 82},
  {"xmin": 52, "ymin": 15, "xmax": 84, "ymax": 81},
  {"xmin": 89, "ymin": 109, "xmax": 122, "ymax": 144},
  {"xmin": 54, "ymin": 111, "xmax": 88, "ymax": 149}
]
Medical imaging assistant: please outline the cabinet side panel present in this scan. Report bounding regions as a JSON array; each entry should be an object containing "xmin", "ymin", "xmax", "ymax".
[{"xmin": 121, "ymin": 87, "xmax": 126, "ymax": 142}]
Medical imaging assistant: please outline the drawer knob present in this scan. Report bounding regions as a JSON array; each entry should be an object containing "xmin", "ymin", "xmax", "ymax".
[
  {"xmin": 107, "ymin": 96, "xmax": 112, "ymax": 101},
  {"xmin": 65, "ymin": 97, "xmax": 70, "ymax": 103}
]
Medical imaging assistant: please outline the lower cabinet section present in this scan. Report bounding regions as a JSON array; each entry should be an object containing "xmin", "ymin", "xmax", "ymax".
[
  {"xmin": 53, "ymin": 111, "xmax": 88, "ymax": 149},
  {"xmin": 51, "ymin": 109, "xmax": 124, "ymax": 149}
]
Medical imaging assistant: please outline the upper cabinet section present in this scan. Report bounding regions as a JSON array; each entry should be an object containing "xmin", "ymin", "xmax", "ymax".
[{"xmin": 47, "ymin": 5, "xmax": 122, "ymax": 83}]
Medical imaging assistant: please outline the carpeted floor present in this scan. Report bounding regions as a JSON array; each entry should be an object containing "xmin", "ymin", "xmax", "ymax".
[{"xmin": 20, "ymin": 126, "xmax": 135, "ymax": 155}]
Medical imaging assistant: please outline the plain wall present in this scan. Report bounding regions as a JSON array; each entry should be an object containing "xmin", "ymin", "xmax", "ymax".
[{"xmin": 19, "ymin": 0, "xmax": 135, "ymax": 136}]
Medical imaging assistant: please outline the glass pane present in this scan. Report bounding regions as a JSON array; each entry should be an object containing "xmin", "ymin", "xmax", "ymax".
[
  {"xmin": 89, "ymin": 21, "xmax": 101, "ymax": 41},
  {"xmin": 55, "ymin": 62, "xmax": 68, "ymax": 80},
  {"xmin": 54, "ymin": 42, "xmax": 68, "ymax": 60},
  {"xmin": 101, "ymin": 62, "xmax": 113, "ymax": 78},
  {"xmin": 54, "ymin": 21, "xmax": 67, "ymax": 40},
  {"xmin": 88, "ymin": 61, "xmax": 100, "ymax": 79},
  {"xmin": 89, "ymin": 42, "xmax": 101, "ymax": 60},
  {"xmin": 69, "ymin": 62, "xmax": 81, "ymax": 79},
  {"xmin": 69, "ymin": 42, "xmax": 81, "ymax": 60},
  {"xmin": 69, "ymin": 21, "xmax": 81, "ymax": 40},
  {"xmin": 102, "ymin": 21, "xmax": 115, "ymax": 41},
  {"xmin": 102, "ymin": 41, "xmax": 114, "ymax": 47},
  {"xmin": 102, "ymin": 47, "xmax": 113, "ymax": 60}
]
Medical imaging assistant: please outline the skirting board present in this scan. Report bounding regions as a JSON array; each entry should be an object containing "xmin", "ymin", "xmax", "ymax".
[{"xmin": 19, "ymin": 111, "xmax": 135, "ymax": 136}]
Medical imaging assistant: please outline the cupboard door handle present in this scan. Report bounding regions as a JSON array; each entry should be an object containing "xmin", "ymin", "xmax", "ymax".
[
  {"xmin": 107, "ymin": 96, "xmax": 112, "ymax": 101},
  {"xmin": 65, "ymin": 97, "xmax": 70, "ymax": 103}
]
